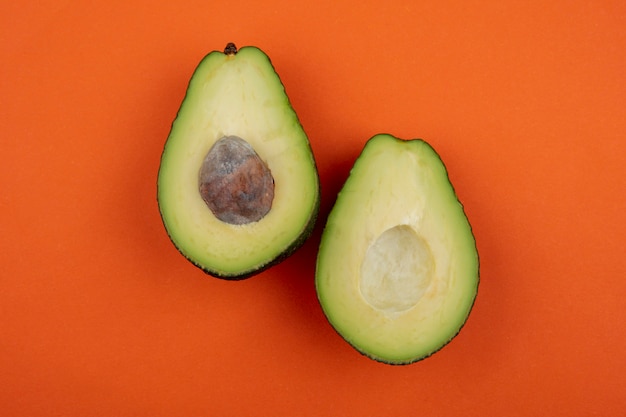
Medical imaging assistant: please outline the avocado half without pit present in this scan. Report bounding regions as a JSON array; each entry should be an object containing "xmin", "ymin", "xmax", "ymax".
[
  {"xmin": 157, "ymin": 43, "xmax": 320, "ymax": 279},
  {"xmin": 315, "ymin": 134, "xmax": 479, "ymax": 364}
]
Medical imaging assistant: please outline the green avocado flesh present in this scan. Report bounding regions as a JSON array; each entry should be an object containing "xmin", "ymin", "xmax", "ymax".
[
  {"xmin": 157, "ymin": 44, "xmax": 319, "ymax": 279},
  {"xmin": 315, "ymin": 134, "xmax": 478, "ymax": 364}
]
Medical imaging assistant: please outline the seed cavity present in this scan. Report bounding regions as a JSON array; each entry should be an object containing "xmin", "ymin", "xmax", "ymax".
[
  {"xmin": 359, "ymin": 225, "xmax": 434, "ymax": 314},
  {"xmin": 199, "ymin": 136, "xmax": 274, "ymax": 225}
]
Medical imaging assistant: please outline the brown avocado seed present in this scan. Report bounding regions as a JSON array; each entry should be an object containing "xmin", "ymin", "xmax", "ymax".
[{"xmin": 199, "ymin": 136, "xmax": 274, "ymax": 225}]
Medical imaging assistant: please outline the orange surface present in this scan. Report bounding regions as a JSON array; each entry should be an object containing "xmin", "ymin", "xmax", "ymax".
[{"xmin": 2, "ymin": 1, "xmax": 625, "ymax": 415}]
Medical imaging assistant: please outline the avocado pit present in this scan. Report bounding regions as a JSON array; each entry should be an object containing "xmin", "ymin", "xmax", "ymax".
[{"xmin": 199, "ymin": 135, "xmax": 274, "ymax": 225}]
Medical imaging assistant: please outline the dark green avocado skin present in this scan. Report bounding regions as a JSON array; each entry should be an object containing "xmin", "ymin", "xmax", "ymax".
[{"xmin": 157, "ymin": 44, "xmax": 320, "ymax": 280}]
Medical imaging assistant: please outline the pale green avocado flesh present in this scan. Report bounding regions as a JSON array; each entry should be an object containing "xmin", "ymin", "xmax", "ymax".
[
  {"xmin": 158, "ymin": 44, "xmax": 319, "ymax": 279},
  {"xmin": 316, "ymin": 134, "xmax": 478, "ymax": 364}
]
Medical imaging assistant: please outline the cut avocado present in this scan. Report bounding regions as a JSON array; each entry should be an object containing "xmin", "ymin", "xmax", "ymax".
[
  {"xmin": 157, "ymin": 43, "xmax": 319, "ymax": 279},
  {"xmin": 315, "ymin": 134, "xmax": 478, "ymax": 364}
]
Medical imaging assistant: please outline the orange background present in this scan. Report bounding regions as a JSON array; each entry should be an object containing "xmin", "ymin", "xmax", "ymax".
[{"xmin": 2, "ymin": 1, "xmax": 625, "ymax": 415}]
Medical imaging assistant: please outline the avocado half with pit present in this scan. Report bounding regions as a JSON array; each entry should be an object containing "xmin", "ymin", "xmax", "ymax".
[
  {"xmin": 157, "ymin": 43, "xmax": 320, "ymax": 279},
  {"xmin": 315, "ymin": 134, "xmax": 479, "ymax": 364}
]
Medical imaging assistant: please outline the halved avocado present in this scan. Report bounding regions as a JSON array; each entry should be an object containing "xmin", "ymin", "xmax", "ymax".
[
  {"xmin": 157, "ymin": 43, "xmax": 319, "ymax": 279},
  {"xmin": 315, "ymin": 134, "xmax": 478, "ymax": 364}
]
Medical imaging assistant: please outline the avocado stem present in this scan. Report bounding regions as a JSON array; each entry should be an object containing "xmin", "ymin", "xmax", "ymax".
[{"xmin": 224, "ymin": 43, "xmax": 238, "ymax": 56}]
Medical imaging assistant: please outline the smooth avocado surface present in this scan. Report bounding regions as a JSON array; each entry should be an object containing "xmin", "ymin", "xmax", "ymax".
[
  {"xmin": 316, "ymin": 134, "xmax": 478, "ymax": 364},
  {"xmin": 158, "ymin": 44, "xmax": 319, "ymax": 279}
]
